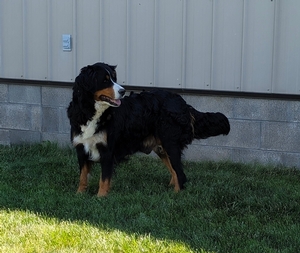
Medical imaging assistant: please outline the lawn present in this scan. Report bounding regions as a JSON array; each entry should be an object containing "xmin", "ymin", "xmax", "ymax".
[{"xmin": 0, "ymin": 142, "xmax": 300, "ymax": 253}]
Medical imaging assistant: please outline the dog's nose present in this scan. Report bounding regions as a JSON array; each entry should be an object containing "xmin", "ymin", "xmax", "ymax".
[{"xmin": 119, "ymin": 88, "xmax": 126, "ymax": 97}]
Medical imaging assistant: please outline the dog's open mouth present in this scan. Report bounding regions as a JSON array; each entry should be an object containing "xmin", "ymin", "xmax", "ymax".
[{"xmin": 99, "ymin": 95, "xmax": 121, "ymax": 107}]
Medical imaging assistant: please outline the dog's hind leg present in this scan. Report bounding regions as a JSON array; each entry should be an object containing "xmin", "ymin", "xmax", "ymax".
[
  {"xmin": 153, "ymin": 145, "xmax": 181, "ymax": 192},
  {"xmin": 158, "ymin": 144, "xmax": 187, "ymax": 192}
]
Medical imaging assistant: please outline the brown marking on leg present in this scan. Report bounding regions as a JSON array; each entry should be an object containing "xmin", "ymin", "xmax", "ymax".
[
  {"xmin": 97, "ymin": 177, "xmax": 111, "ymax": 197},
  {"xmin": 153, "ymin": 146, "xmax": 180, "ymax": 193},
  {"xmin": 77, "ymin": 163, "xmax": 91, "ymax": 193}
]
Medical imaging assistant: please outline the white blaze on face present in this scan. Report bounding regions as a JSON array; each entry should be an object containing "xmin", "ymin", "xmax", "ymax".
[
  {"xmin": 94, "ymin": 82, "xmax": 125, "ymax": 108},
  {"xmin": 112, "ymin": 81, "xmax": 125, "ymax": 104},
  {"xmin": 103, "ymin": 68, "xmax": 125, "ymax": 107}
]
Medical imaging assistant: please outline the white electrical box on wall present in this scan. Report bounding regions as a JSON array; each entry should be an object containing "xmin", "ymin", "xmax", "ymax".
[{"xmin": 62, "ymin": 34, "xmax": 72, "ymax": 51}]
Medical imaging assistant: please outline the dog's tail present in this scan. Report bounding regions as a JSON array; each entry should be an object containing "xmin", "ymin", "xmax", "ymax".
[{"xmin": 189, "ymin": 107, "xmax": 230, "ymax": 140}]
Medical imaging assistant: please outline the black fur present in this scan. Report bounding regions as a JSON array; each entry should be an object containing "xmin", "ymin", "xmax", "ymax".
[{"xmin": 68, "ymin": 62, "xmax": 230, "ymax": 196}]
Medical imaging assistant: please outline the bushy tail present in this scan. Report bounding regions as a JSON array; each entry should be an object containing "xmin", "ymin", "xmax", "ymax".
[{"xmin": 190, "ymin": 107, "xmax": 230, "ymax": 139}]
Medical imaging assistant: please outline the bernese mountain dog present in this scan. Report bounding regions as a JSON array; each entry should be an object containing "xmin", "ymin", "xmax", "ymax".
[{"xmin": 67, "ymin": 62, "xmax": 230, "ymax": 197}]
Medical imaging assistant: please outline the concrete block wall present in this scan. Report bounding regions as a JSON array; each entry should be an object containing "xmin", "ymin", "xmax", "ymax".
[
  {"xmin": 183, "ymin": 94, "xmax": 300, "ymax": 168},
  {"xmin": 0, "ymin": 84, "xmax": 71, "ymax": 146},
  {"xmin": 1, "ymin": 82, "xmax": 300, "ymax": 168}
]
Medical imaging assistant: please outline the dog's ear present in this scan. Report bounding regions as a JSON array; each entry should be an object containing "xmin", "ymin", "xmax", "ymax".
[
  {"xmin": 73, "ymin": 69, "xmax": 93, "ymax": 106},
  {"xmin": 74, "ymin": 71, "xmax": 86, "ymax": 90},
  {"xmin": 72, "ymin": 73, "xmax": 95, "ymax": 117},
  {"xmin": 80, "ymin": 65, "xmax": 94, "ymax": 80},
  {"xmin": 74, "ymin": 66, "xmax": 96, "ymax": 92},
  {"xmin": 108, "ymin": 65, "xmax": 117, "ymax": 70},
  {"xmin": 73, "ymin": 74, "xmax": 85, "ymax": 102},
  {"xmin": 108, "ymin": 65, "xmax": 117, "ymax": 82}
]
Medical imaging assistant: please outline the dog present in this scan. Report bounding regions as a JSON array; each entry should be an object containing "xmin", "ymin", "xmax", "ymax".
[{"xmin": 67, "ymin": 62, "xmax": 230, "ymax": 196}]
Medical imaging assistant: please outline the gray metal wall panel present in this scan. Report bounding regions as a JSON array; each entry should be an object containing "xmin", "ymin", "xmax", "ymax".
[
  {"xmin": 211, "ymin": 0, "xmax": 243, "ymax": 91},
  {"xmin": 154, "ymin": 0, "xmax": 183, "ymax": 88},
  {"xmin": 23, "ymin": 0, "xmax": 48, "ymax": 80},
  {"xmin": 48, "ymin": 0, "xmax": 74, "ymax": 82},
  {"xmin": 76, "ymin": 1, "xmax": 101, "ymax": 75},
  {"xmin": 0, "ymin": 1, "xmax": 23, "ymax": 78},
  {"xmin": 100, "ymin": 0, "xmax": 127, "ymax": 85},
  {"xmin": 185, "ymin": 0, "xmax": 213, "ymax": 90},
  {"xmin": 242, "ymin": 0, "xmax": 275, "ymax": 93},
  {"xmin": 0, "ymin": 0, "xmax": 300, "ymax": 95},
  {"xmin": 273, "ymin": 0, "xmax": 300, "ymax": 94},
  {"xmin": 127, "ymin": 0, "xmax": 155, "ymax": 87}
]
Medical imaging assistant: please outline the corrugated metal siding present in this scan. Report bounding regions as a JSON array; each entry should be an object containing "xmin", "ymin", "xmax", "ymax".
[
  {"xmin": 273, "ymin": 0, "xmax": 300, "ymax": 94},
  {"xmin": 0, "ymin": 0, "xmax": 299, "ymax": 94},
  {"xmin": 127, "ymin": 1, "xmax": 155, "ymax": 87},
  {"xmin": 24, "ymin": 0, "xmax": 49, "ymax": 81},
  {"xmin": 242, "ymin": 0, "xmax": 275, "ymax": 93},
  {"xmin": 211, "ymin": 0, "xmax": 244, "ymax": 92},
  {"xmin": 185, "ymin": 0, "xmax": 212, "ymax": 90},
  {"xmin": 0, "ymin": 0, "xmax": 24, "ymax": 79}
]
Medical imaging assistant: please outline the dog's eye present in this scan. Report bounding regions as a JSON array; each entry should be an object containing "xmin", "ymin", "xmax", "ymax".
[{"xmin": 104, "ymin": 75, "xmax": 110, "ymax": 83}]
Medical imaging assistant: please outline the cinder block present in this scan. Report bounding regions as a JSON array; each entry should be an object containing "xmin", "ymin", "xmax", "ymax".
[
  {"xmin": 194, "ymin": 119, "xmax": 261, "ymax": 149},
  {"xmin": 0, "ymin": 130, "xmax": 10, "ymax": 145},
  {"xmin": 231, "ymin": 148, "xmax": 300, "ymax": 168},
  {"xmin": 0, "ymin": 106, "xmax": 6, "ymax": 127},
  {"xmin": 0, "ymin": 84, "xmax": 8, "ymax": 102},
  {"xmin": 0, "ymin": 104, "xmax": 31, "ymax": 130},
  {"xmin": 42, "ymin": 87, "xmax": 72, "ymax": 107},
  {"xmin": 10, "ymin": 130, "xmax": 41, "ymax": 144},
  {"xmin": 233, "ymin": 97, "xmax": 292, "ymax": 122},
  {"xmin": 261, "ymin": 122, "xmax": 300, "ymax": 152},
  {"xmin": 291, "ymin": 101, "xmax": 300, "ymax": 122},
  {"xmin": 31, "ymin": 106, "xmax": 42, "ymax": 131},
  {"xmin": 42, "ymin": 132, "xmax": 70, "ymax": 146},
  {"xmin": 282, "ymin": 152, "xmax": 300, "ymax": 168},
  {"xmin": 9, "ymin": 85, "xmax": 41, "ymax": 105},
  {"xmin": 182, "ymin": 94, "xmax": 234, "ymax": 118},
  {"xmin": 231, "ymin": 148, "xmax": 282, "ymax": 166},
  {"xmin": 183, "ymin": 144, "xmax": 232, "ymax": 162},
  {"xmin": 58, "ymin": 107, "xmax": 70, "ymax": 134},
  {"xmin": 42, "ymin": 107, "xmax": 59, "ymax": 132}
]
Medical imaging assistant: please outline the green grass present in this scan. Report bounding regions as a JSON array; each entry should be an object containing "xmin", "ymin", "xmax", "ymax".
[{"xmin": 0, "ymin": 142, "xmax": 300, "ymax": 252}]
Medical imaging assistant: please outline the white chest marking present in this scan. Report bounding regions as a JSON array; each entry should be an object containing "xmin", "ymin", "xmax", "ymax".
[
  {"xmin": 73, "ymin": 132, "xmax": 107, "ymax": 161},
  {"xmin": 73, "ymin": 102, "xmax": 108, "ymax": 161}
]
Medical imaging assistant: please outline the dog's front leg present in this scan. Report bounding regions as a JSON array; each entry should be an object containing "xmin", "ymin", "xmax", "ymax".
[
  {"xmin": 75, "ymin": 145, "xmax": 92, "ymax": 193},
  {"xmin": 77, "ymin": 162, "xmax": 91, "ymax": 193},
  {"xmin": 97, "ymin": 155, "xmax": 114, "ymax": 197},
  {"xmin": 98, "ymin": 177, "xmax": 111, "ymax": 197}
]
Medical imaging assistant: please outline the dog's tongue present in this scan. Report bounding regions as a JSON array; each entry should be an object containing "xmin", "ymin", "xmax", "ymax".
[{"xmin": 113, "ymin": 99, "xmax": 121, "ymax": 107}]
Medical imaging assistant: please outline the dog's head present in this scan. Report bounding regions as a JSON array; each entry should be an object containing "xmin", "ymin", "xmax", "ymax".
[{"xmin": 74, "ymin": 62, "xmax": 125, "ymax": 107}]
